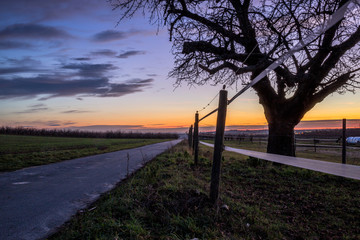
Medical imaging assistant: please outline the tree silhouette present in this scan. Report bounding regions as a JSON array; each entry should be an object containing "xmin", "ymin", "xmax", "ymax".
[{"xmin": 111, "ymin": 0, "xmax": 360, "ymax": 156}]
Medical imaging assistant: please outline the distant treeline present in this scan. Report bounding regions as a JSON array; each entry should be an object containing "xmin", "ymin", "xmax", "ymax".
[
  {"xmin": 299, "ymin": 128, "xmax": 360, "ymax": 138},
  {"xmin": 0, "ymin": 126, "xmax": 178, "ymax": 139}
]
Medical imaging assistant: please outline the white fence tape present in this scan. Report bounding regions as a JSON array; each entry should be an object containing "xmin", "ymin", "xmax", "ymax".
[{"xmin": 200, "ymin": 141, "xmax": 360, "ymax": 180}]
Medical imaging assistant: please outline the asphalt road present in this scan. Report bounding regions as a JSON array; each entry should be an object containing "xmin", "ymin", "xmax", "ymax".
[{"xmin": 0, "ymin": 139, "xmax": 181, "ymax": 240}]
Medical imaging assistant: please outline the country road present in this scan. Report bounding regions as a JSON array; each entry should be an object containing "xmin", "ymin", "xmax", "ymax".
[{"xmin": 0, "ymin": 139, "xmax": 181, "ymax": 240}]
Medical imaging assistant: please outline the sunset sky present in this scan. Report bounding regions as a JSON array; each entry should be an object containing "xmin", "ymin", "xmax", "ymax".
[{"xmin": 1, "ymin": 0, "xmax": 360, "ymax": 133}]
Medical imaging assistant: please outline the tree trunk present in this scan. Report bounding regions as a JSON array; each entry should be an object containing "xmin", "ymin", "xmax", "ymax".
[
  {"xmin": 253, "ymin": 76, "xmax": 305, "ymax": 157},
  {"xmin": 267, "ymin": 121, "xmax": 296, "ymax": 156}
]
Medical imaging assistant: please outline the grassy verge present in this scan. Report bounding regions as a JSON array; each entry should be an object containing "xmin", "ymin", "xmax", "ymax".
[
  {"xmin": 0, "ymin": 135, "xmax": 169, "ymax": 172},
  {"xmin": 50, "ymin": 141, "xmax": 360, "ymax": 239}
]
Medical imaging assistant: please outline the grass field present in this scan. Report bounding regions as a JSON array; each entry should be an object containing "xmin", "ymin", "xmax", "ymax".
[
  {"xmin": 0, "ymin": 135, "xmax": 168, "ymax": 172},
  {"xmin": 218, "ymin": 140, "xmax": 360, "ymax": 166},
  {"xmin": 50, "ymin": 141, "xmax": 360, "ymax": 239}
]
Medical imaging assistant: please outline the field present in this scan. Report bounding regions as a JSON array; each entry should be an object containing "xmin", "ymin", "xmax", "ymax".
[
  {"xmin": 50, "ymin": 141, "xmax": 360, "ymax": 240},
  {"xmin": 0, "ymin": 135, "xmax": 168, "ymax": 172}
]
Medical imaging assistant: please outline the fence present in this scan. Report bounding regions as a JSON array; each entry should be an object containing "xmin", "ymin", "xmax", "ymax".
[
  {"xmin": 186, "ymin": 1, "xmax": 360, "ymax": 205},
  {"xmin": 188, "ymin": 87, "xmax": 358, "ymax": 204},
  {"xmin": 199, "ymin": 134, "xmax": 360, "ymax": 151},
  {"xmin": 200, "ymin": 142, "xmax": 360, "ymax": 181}
]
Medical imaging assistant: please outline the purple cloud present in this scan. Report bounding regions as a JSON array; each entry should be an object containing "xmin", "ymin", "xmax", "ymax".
[
  {"xmin": 0, "ymin": 41, "xmax": 33, "ymax": 49},
  {"xmin": 71, "ymin": 57, "xmax": 91, "ymax": 61},
  {"xmin": 92, "ymin": 29, "xmax": 149, "ymax": 42},
  {"xmin": 29, "ymin": 104, "xmax": 46, "ymax": 108},
  {"xmin": 6, "ymin": 57, "xmax": 41, "ymax": 66},
  {"xmin": 62, "ymin": 63, "xmax": 117, "ymax": 77},
  {"xmin": 0, "ymin": 60, "xmax": 152, "ymax": 100},
  {"xmin": 102, "ymin": 78, "xmax": 153, "ymax": 97},
  {"xmin": 147, "ymin": 73, "xmax": 158, "ymax": 77},
  {"xmin": 92, "ymin": 30, "xmax": 128, "ymax": 42},
  {"xmin": 65, "ymin": 125, "xmax": 145, "ymax": 132},
  {"xmin": 13, "ymin": 103, "xmax": 49, "ymax": 114},
  {"xmin": 0, "ymin": 57, "xmax": 44, "ymax": 75},
  {"xmin": 0, "ymin": 75, "xmax": 154, "ymax": 100},
  {"xmin": 0, "ymin": 0, "xmax": 111, "ymax": 23},
  {"xmin": 61, "ymin": 110, "xmax": 92, "ymax": 114},
  {"xmin": 46, "ymin": 121, "xmax": 62, "ymax": 126},
  {"xmin": 117, "ymin": 50, "xmax": 146, "ymax": 59},
  {"xmin": 14, "ymin": 107, "xmax": 49, "ymax": 114},
  {"xmin": 0, "ymin": 67, "xmax": 39, "ymax": 75},
  {"xmin": 0, "ymin": 23, "xmax": 71, "ymax": 39},
  {"xmin": 91, "ymin": 49, "xmax": 117, "ymax": 57}
]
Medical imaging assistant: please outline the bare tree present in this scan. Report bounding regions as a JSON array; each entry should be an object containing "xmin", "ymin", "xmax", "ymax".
[{"xmin": 111, "ymin": 0, "xmax": 360, "ymax": 156}]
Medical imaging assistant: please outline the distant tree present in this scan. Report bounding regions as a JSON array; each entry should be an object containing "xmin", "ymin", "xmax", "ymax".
[{"xmin": 111, "ymin": 0, "xmax": 360, "ymax": 156}]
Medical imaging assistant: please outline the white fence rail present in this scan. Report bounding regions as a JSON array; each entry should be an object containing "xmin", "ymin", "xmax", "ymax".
[{"xmin": 200, "ymin": 141, "xmax": 360, "ymax": 181}]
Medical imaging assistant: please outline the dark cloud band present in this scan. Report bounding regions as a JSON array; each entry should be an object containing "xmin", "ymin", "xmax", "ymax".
[
  {"xmin": 0, "ymin": 41, "xmax": 33, "ymax": 49},
  {"xmin": 0, "ymin": 23, "xmax": 70, "ymax": 39},
  {"xmin": 0, "ymin": 75, "xmax": 153, "ymax": 100},
  {"xmin": 92, "ymin": 30, "xmax": 127, "ymax": 42},
  {"xmin": 62, "ymin": 63, "xmax": 117, "ymax": 77},
  {"xmin": 91, "ymin": 49, "xmax": 117, "ymax": 57},
  {"xmin": 0, "ymin": 60, "xmax": 153, "ymax": 100},
  {"xmin": 61, "ymin": 110, "xmax": 92, "ymax": 114},
  {"xmin": 92, "ymin": 29, "xmax": 148, "ymax": 42},
  {"xmin": 117, "ymin": 50, "xmax": 146, "ymax": 59}
]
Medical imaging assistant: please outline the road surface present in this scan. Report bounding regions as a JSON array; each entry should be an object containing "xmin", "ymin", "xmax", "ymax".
[{"xmin": 0, "ymin": 139, "xmax": 181, "ymax": 240}]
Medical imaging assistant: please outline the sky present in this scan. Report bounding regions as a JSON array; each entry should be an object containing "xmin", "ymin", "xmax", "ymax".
[{"xmin": 0, "ymin": 0, "xmax": 360, "ymax": 133}]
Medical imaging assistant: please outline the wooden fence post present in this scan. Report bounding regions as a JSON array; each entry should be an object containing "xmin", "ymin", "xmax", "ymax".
[
  {"xmin": 188, "ymin": 125, "xmax": 193, "ymax": 149},
  {"xmin": 342, "ymin": 118, "xmax": 346, "ymax": 164},
  {"xmin": 193, "ymin": 112, "xmax": 199, "ymax": 165},
  {"xmin": 210, "ymin": 86, "xmax": 227, "ymax": 205}
]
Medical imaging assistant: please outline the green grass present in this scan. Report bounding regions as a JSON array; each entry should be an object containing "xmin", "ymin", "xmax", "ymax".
[
  {"xmin": 223, "ymin": 139, "xmax": 267, "ymax": 152},
  {"xmin": 0, "ymin": 135, "xmax": 168, "ymax": 172},
  {"xmin": 49, "ymin": 141, "xmax": 360, "ymax": 240}
]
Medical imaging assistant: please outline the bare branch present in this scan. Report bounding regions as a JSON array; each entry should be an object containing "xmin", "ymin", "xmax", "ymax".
[
  {"xmin": 182, "ymin": 41, "xmax": 264, "ymax": 63},
  {"xmin": 199, "ymin": 62, "xmax": 257, "ymax": 75},
  {"xmin": 311, "ymin": 72, "xmax": 351, "ymax": 106}
]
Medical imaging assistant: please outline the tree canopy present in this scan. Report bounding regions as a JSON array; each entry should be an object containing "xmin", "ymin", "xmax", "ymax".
[{"xmin": 111, "ymin": 0, "xmax": 360, "ymax": 155}]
